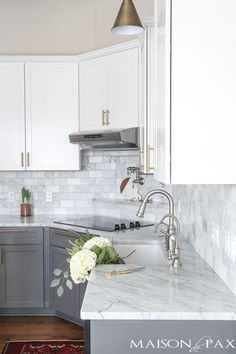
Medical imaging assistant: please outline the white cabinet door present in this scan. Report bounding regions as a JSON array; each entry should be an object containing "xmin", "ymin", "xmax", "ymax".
[
  {"xmin": 25, "ymin": 62, "xmax": 80, "ymax": 171},
  {"xmin": 79, "ymin": 57, "xmax": 108, "ymax": 132},
  {"xmin": 107, "ymin": 48, "xmax": 139, "ymax": 130},
  {"xmin": 155, "ymin": 0, "xmax": 236, "ymax": 184},
  {"xmin": 141, "ymin": 26, "xmax": 156, "ymax": 174},
  {"xmin": 171, "ymin": 0, "xmax": 236, "ymax": 184},
  {"xmin": 154, "ymin": 0, "xmax": 171, "ymax": 184},
  {"xmin": 0, "ymin": 63, "xmax": 25, "ymax": 171}
]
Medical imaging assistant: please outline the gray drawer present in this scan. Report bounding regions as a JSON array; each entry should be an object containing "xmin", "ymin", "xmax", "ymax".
[
  {"xmin": 0, "ymin": 227, "xmax": 43, "ymax": 245},
  {"xmin": 49, "ymin": 228, "xmax": 87, "ymax": 249}
]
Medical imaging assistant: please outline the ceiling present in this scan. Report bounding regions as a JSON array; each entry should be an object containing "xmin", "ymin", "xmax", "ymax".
[{"xmin": 0, "ymin": 0, "xmax": 120, "ymax": 11}]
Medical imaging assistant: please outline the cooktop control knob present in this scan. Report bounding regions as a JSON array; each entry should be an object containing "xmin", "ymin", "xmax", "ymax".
[
  {"xmin": 114, "ymin": 224, "xmax": 120, "ymax": 231},
  {"xmin": 121, "ymin": 223, "xmax": 126, "ymax": 230},
  {"xmin": 129, "ymin": 222, "xmax": 135, "ymax": 229},
  {"xmin": 135, "ymin": 221, "xmax": 141, "ymax": 228}
]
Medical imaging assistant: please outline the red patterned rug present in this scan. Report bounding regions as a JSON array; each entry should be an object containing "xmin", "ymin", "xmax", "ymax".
[{"xmin": 3, "ymin": 341, "xmax": 84, "ymax": 354}]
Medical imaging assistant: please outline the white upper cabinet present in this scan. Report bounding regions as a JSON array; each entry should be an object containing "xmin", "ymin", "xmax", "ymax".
[
  {"xmin": 25, "ymin": 62, "xmax": 80, "ymax": 171},
  {"xmin": 79, "ymin": 57, "xmax": 108, "ymax": 131},
  {"xmin": 79, "ymin": 45, "xmax": 140, "ymax": 132},
  {"xmin": 155, "ymin": 0, "xmax": 236, "ymax": 184},
  {"xmin": 0, "ymin": 63, "xmax": 25, "ymax": 171},
  {"xmin": 154, "ymin": 0, "xmax": 171, "ymax": 183},
  {"xmin": 107, "ymin": 48, "xmax": 139, "ymax": 130},
  {"xmin": 140, "ymin": 25, "xmax": 156, "ymax": 174}
]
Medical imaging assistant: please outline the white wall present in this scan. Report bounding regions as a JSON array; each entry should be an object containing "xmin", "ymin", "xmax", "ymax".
[{"xmin": 0, "ymin": 0, "xmax": 154, "ymax": 55}]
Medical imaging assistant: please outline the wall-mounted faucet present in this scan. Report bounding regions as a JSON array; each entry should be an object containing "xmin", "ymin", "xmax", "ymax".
[
  {"xmin": 127, "ymin": 167, "xmax": 145, "ymax": 186},
  {"xmin": 137, "ymin": 189, "xmax": 181, "ymax": 267}
]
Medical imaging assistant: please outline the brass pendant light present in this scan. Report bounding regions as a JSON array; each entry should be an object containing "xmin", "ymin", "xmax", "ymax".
[{"xmin": 111, "ymin": 0, "xmax": 144, "ymax": 35}]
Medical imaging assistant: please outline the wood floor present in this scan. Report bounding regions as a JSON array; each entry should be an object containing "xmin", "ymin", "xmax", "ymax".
[{"xmin": 0, "ymin": 316, "xmax": 84, "ymax": 353}]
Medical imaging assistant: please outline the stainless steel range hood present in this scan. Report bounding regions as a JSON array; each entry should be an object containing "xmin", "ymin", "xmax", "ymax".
[{"xmin": 69, "ymin": 127, "xmax": 139, "ymax": 150}]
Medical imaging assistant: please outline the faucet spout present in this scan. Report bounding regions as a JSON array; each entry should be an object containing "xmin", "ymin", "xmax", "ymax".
[{"xmin": 137, "ymin": 189, "xmax": 174, "ymax": 226}]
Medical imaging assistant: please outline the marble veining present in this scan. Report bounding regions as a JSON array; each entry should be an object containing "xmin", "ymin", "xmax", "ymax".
[
  {"xmin": 0, "ymin": 214, "xmax": 235, "ymax": 320},
  {"xmin": 81, "ymin": 239, "xmax": 236, "ymax": 321}
]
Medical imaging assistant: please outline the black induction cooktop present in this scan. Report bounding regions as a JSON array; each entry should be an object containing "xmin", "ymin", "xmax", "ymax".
[{"xmin": 54, "ymin": 215, "xmax": 154, "ymax": 232}]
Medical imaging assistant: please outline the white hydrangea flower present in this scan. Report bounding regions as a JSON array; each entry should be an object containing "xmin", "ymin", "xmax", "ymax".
[
  {"xmin": 70, "ymin": 249, "xmax": 97, "ymax": 284},
  {"xmin": 83, "ymin": 236, "xmax": 111, "ymax": 250}
]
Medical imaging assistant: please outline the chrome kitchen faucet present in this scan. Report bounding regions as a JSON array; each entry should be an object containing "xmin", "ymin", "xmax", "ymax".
[{"xmin": 137, "ymin": 189, "xmax": 181, "ymax": 267}]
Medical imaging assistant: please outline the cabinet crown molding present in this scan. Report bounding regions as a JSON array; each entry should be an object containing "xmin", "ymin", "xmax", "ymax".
[{"xmin": 0, "ymin": 40, "xmax": 141, "ymax": 63}]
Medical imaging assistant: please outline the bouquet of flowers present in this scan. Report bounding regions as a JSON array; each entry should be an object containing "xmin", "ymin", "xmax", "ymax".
[{"xmin": 51, "ymin": 234, "xmax": 126, "ymax": 297}]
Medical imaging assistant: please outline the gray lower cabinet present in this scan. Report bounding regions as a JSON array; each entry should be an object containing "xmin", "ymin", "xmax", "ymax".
[
  {"xmin": 0, "ymin": 226, "xmax": 87, "ymax": 323},
  {"xmin": 0, "ymin": 228, "xmax": 44, "ymax": 308},
  {"xmin": 49, "ymin": 228, "xmax": 87, "ymax": 323}
]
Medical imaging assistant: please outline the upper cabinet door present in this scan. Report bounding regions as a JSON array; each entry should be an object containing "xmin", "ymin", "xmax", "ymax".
[
  {"xmin": 171, "ymin": 0, "xmax": 236, "ymax": 184},
  {"xmin": 155, "ymin": 0, "xmax": 236, "ymax": 184},
  {"xmin": 0, "ymin": 63, "xmax": 25, "ymax": 171},
  {"xmin": 79, "ymin": 57, "xmax": 108, "ymax": 131},
  {"xmin": 107, "ymin": 48, "xmax": 139, "ymax": 130},
  {"xmin": 25, "ymin": 62, "xmax": 80, "ymax": 171},
  {"xmin": 154, "ymin": 0, "xmax": 171, "ymax": 184}
]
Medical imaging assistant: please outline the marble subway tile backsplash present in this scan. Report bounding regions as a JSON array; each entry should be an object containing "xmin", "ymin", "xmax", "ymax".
[
  {"xmin": 0, "ymin": 150, "xmax": 164, "ymax": 221},
  {"xmin": 173, "ymin": 184, "xmax": 236, "ymax": 295},
  {"xmin": 1, "ymin": 149, "xmax": 235, "ymax": 296}
]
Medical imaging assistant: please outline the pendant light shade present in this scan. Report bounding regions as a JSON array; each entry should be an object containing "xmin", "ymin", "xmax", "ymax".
[{"xmin": 111, "ymin": 0, "xmax": 144, "ymax": 36}]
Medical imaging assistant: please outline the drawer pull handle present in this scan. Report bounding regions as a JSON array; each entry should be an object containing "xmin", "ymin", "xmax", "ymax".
[
  {"xmin": 0, "ymin": 229, "xmax": 28, "ymax": 233},
  {"xmin": 53, "ymin": 229, "xmax": 77, "ymax": 237},
  {"xmin": 0, "ymin": 249, "xmax": 3, "ymax": 265}
]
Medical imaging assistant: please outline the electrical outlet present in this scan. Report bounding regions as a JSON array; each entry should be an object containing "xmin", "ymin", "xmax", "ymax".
[
  {"xmin": 46, "ymin": 191, "xmax": 53, "ymax": 202},
  {"xmin": 8, "ymin": 192, "xmax": 15, "ymax": 202}
]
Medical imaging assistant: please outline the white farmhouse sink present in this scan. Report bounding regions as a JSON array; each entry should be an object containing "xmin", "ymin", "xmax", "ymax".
[{"xmin": 114, "ymin": 241, "xmax": 167, "ymax": 266}]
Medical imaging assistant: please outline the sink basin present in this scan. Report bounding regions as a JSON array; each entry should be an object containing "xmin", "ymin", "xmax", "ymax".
[{"xmin": 114, "ymin": 241, "xmax": 167, "ymax": 266}]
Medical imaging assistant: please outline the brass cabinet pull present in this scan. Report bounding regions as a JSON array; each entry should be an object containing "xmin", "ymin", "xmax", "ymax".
[
  {"xmin": 53, "ymin": 229, "xmax": 77, "ymax": 237},
  {"xmin": 21, "ymin": 152, "xmax": 24, "ymax": 168},
  {"xmin": 0, "ymin": 228, "xmax": 28, "ymax": 233},
  {"xmin": 140, "ymin": 150, "xmax": 144, "ymax": 168},
  {"xmin": 106, "ymin": 109, "xmax": 110, "ymax": 125},
  {"xmin": 146, "ymin": 144, "xmax": 154, "ymax": 172},
  {"xmin": 0, "ymin": 249, "xmax": 3, "ymax": 265},
  {"xmin": 27, "ymin": 152, "xmax": 30, "ymax": 167},
  {"xmin": 102, "ymin": 110, "xmax": 106, "ymax": 126}
]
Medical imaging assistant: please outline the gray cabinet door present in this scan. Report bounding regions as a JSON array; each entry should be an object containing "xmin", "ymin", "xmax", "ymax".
[
  {"xmin": 50, "ymin": 245, "xmax": 85, "ymax": 320},
  {"xmin": 0, "ymin": 244, "xmax": 44, "ymax": 308}
]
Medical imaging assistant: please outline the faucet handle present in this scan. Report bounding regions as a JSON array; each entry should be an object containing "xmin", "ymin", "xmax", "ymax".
[
  {"xmin": 158, "ymin": 214, "xmax": 182, "ymax": 267},
  {"xmin": 160, "ymin": 229, "xmax": 170, "ymax": 237},
  {"xmin": 154, "ymin": 221, "xmax": 168, "ymax": 234}
]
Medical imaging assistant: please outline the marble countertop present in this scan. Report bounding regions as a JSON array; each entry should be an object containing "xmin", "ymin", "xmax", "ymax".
[
  {"xmin": 0, "ymin": 214, "xmax": 160, "ymax": 245},
  {"xmin": 81, "ymin": 240, "xmax": 236, "ymax": 321},
  {"xmin": 1, "ymin": 214, "xmax": 236, "ymax": 320}
]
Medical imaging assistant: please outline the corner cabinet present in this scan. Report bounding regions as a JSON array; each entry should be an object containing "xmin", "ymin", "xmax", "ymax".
[
  {"xmin": 0, "ymin": 228, "xmax": 44, "ymax": 308},
  {"xmin": 79, "ymin": 44, "xmax": 140, "ymax": 132},
  {"xmin": 0, "ymin": 59, "xmax": 80, "ymax": 171},
  {"xmin": 154, "ymin": 0, "xmax": 236, "ymax": 184}
]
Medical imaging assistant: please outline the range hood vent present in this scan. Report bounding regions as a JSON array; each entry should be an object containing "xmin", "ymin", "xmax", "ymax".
[{"xmin": 69, "ymin": 128, "xmax": 139, "ymax": 150}]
